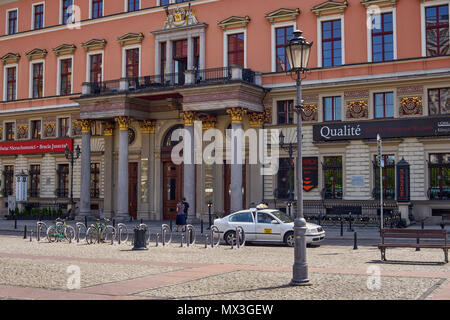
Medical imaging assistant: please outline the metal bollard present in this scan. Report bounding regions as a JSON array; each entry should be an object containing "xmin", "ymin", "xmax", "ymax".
[
  {"xmin": 340, "ymin": 219, "xmax": 343, "ymax": 236},
  {"xmin": 181, "ymin": 233, "xmax": 184, "ymax": 247},
  {"xmin": 156, "ymin": 233, "xmax": 160, "ymax": 247},
  {"xmin": 76, "ymin": 227, "xmax": 80, "ymax": 243},
  {"xmin": 236, "ymin": 228, "xmax": 240, "ymax": 249},
  {"xmin": 14, "ymin": 217, "xmax": 17, "ymax": 230},
  {"xmin": 30, "ymin": 230, "xmax": 33, "ymax": 242},
  {"xmin": 170, "ymin": 220, "xmax": 173, "ymax": 231},
  {"xmin": 24, "ymin": 225, "xmax": 27, "ymax": 239},
  {"xmin": 416, "ymin": 238, "xmax": 420, "ymax": 251},
  {"xmin": 201, "ymin": 220, "xmax": 203, "ymax": 234},
  {"xmin": 205, "ymin": 235, "xmax": 209, "ymax": 249},
  {"xmin": 353, "ymin": 232, "xmax": 358, "ymax": 250},
  {"xmin": 118, "ymin": 228, "xmax": 121, "ymax": 245},
  {"xmin": 85, "ymin": 216, "xmax": 88, "ymax": 228}
]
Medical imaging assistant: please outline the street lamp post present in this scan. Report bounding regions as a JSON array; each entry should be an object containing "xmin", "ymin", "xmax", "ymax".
[
  {"xmin": 377, "ymin": 134, "xmax": 383, "ymax": 230},
  {"xmin": 65, "ymin": 144, "xmax": 81, "ymax": 218},
  {"xmin": 285, "ymin": 29, "xmax": 313, "ymax": 286}
]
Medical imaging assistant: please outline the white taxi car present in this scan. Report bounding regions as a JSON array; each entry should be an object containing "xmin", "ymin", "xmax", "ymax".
[{"xmin": 213, "ymin": 205, "xmax": 326, "ymax": 247}]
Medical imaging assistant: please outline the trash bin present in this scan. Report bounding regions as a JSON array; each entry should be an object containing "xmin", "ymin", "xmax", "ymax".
[{"xmin": 132, "ymin": 227, "xmax": 148, "ymax": 250}]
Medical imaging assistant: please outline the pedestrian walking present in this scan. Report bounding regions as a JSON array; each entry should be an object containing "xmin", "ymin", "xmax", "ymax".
[
  {"xmin": 182, "ymin": 197, "xmax": 189, "ymax": 224},
  {"xmin": 176, "ymin": 200, "xmax": 186, "ymax": 232}
]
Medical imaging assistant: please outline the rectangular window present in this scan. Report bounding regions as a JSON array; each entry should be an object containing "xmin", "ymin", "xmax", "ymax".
[
  {"xmin": 323, "ymin": 156, "xmax": 343, "ymax": 199},
  {"xmin": 59, "ymin": 117, "xmax": 70, "ymax": 138},
  {"xmin": 91, "ymin": 163, "xmax": 100, "ymax": 198},
  {"xmin": 128, "ymin": 0, "xmax": 140, "ymax": 11},
  {"xmin": 59, "ymin": 59, "xmax": 72, "ymax": 95},
  {"xmin": 322, "ymin": 19, "xmax": 342, "ymax": 67},
  {"xmin": 62, "ymin": 0, "xmax": 73, "ymax": 24},
  {"xmin": 374, "ymin": 92, "xmax": 394, "ymax": 119},
  {"xmin": 3, "ymin": 165, "xmax": 14, "ymax": 197},
  {"xmin": 429, "ymin": 87, "xmax": 450, "ymax": 115},
  {"xmin": 89, "ymin": 54, "xmax": 102, "ymax": 83},
  {"xmin": 32, "ymin": 63, "xmax": 44, "ymax": 98},
  {"xmin": 126, "ymin": 48, "xmax": 139, "ymax": 79},
  {"xmin": 5, "ymin": 122, "xmax": 15, "ymax": 141},
  {"xmin": 277, "ymin": 158, "xmax": 294, "ymax": 199},
  {"xmin": 6, "ymin": 67, "xmax": 16, "ymax": 101},
  {"xmin": 31, "ymin": 120, "xmax": 41, "ymax": 140},
  {"xmin": 160, "ymin": 0, "xmax": 170, "ymax": 5},
  {"xmin": 426, "ymin": 5, "xmax": 450, "ymax": 57},
  {"xmin": 92, "ymin": 0, "xmax": 103, "ymax": 19},
  {"xmin": 33, "ymin": 4, "xmax": 44, "ymax": 30},
  {"xmin": 57, "ymin": 164, "xmax": 69, "ymax": 198},
  {"xmin": 373, "ymin": 155, "xmax": 395, "ymax": 200},
  {"xmin": 372, "ymin": 12, "xmax": 394, "ymax": 62},
  {"xmin": 275, "ymin": 26, "xmax": 294, "ymax": 72},
  {"xmin": 228, "ymin": 33, "xmax": 244, "ymax": 67},
  {"xmin": 173, "ymin": 39, "xmax": 188, "ymax": 84},
  {"xmin": 277, "ymin": 100, "xmax": 294, "ymax": 125},
  {"xmin": 8, "ymin": 10, "xmax": 17, "ymax": 35},
  {"xmin": 29, "ymin": 164, "xmax": 40, "ymax": 198},
  {"xmin": 428, "ymin": 153, "xmax": 450, "ymax": 200},
  {"xmin": 323, "ymin": 96, "xmax": 342, "ymax": 121}
]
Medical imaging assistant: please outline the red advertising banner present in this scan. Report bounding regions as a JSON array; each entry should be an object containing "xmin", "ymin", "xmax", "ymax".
[{"xmin": 0, "ymin": 139, "xmax": 73, "ymax": 155}]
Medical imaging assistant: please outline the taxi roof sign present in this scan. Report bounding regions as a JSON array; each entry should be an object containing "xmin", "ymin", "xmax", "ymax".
[{"xmin": 256, "ymin": 203, "xmax": 269, "ymax": 210}]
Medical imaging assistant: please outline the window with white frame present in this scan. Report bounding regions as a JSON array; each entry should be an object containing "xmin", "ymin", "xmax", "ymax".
[
  {"xmin": 126, "ymin": 0, "xmax": 140, "ymax": 12},
  {"xmin": 273, "ymin": 24, "xmax": 294, "ymax": 72},
  {"xmin": 317, "ymin": 15, "xmax": 344, "ymax": 68},
  {"xmin": 61, "ymin": 0, "xmax": 73, "ymax": 25},
  {"xmin": 88, "ymin": 52, "xmax": 103, "ymax": 83},
  {"xmin": 367, "ymin": 7, "xmax": 397, "ymax": 62},
  {"xmin": 30, "ymin": 61, "xmax": 44, "ymax": 98},
  {"xmin": 91, "ymin": 0, "xmax": 103, "ymax": 19},
  {"xmin": 224, "ymin": 30, "xmax": 246, "ymax": 68},
  {"xmin": 4, "ymin": 66, "xmax": 17, "ymax": 101},
  {"xmin": 421, "ymin": 1, "xmax": 450, "ymax": 57},
  {"xmin": 123, "ymin": 46, "xmax": 140, "ymax": 78},
  {"xmin": 58, "ymin": 57, "xmax": 72, "ymax": 95},
  {"xmin": 32, "ymin": 3, "xmax": 44, "ymax": 30},
  {"xmin": 6, "ymin": 9, "xmax": 18, "ymax": 35}
]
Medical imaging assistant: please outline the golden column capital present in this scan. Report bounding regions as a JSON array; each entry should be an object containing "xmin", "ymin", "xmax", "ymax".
[
  {"xmin": 80, "ymin": 120, "xmax": 93, "ymax": 133},
  {"xmin": 140, "ymin": 119, "xmax": 156, "ymax": 134},
  {"xmin": 226, "ymin": 107, "xmax": 247, "ymax": 123},
  {"xmin": 181, "ymin": 111, "xmax": 196, "ymax": 127},
  {"xmin": 103, "ymin": 122, "xmax": 115, "ymax": 136},
  {"xmin": 199, "ymin": 115, "xmax": 217, "ymax": 130},
  {"xmin": 115, "ymin": 116, "xmax": 131, "ymax": 131},
  {"xmin": 248, "ymin": 112, "xmax": 265, "ymax": 128}
]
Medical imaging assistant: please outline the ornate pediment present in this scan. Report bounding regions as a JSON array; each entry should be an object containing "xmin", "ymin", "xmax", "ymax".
[
  {"xmin": 117, "ymin": 32, "xmax": 144, "ymax": 47},
  {"xmin": 311, "ymin": 1, "xmax": 348, "ymax": 17},
  {"xmin": 53, "ymin": 44, "xmax": 76, "ymax": 57},
  {"xmin": 163, "ymin": 3, "xmax": 199, "ymax": 29},
  {"xmin": 218, "ymin": 16, "xmax": 251, "ymax": 31},
  {"xmin": 1, "ymin": 52, "xmax": 20, "ymax": 65},
  {"xmin": 81, "ymin": 39, "xmax": 107, "ymax": 52},
  {"xmin": 360, "ymin": 0, "xmax": 397, "ymax": 8},
  {"xmin": 265, "ymin": 8, "xmax": 300, "ymax": 24},
  {"xmin": 25, "ymin": 48, "xmax": 48, "ymax": 61}
]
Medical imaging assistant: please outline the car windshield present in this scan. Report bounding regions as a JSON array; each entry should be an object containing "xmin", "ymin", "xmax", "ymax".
[{"xmin": 269, "ymin": 211, "xmax": 294, "ymax": 223}]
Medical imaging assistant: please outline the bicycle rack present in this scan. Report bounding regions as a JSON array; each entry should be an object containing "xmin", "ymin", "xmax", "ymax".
[
  {"xmin": 161, "ymin": 224, "xmax": 172, "ymax": 246},
  {"xmin": 209, "ymin": 225, "xmax": 220, "ymax": 248},
  {"xmin": 75, "ymin": 222, "xmax": 86, "ymax": 243},
  {"xmin": 36, "ymin": 221, "xmax": 47, "ymax": 242},
  {"xmin": 117, "ymin": 223, "xmax": 128, "ymax": 245},
  {"xmin": 184, "ymin": 224, "xmax": 196, "ymax": 247}
]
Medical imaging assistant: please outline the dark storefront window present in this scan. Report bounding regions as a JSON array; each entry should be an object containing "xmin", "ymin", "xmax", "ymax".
[
  {"xmin": 277, "ymin": 100, "xmax": 294, "ymax": 125},
  {"xmin": 91, "ymin": 163, "xmax": 100, "ymax": 198},
  {"xmin": 29, "ymin": 165, "xmax": 40, "ymax": 198},
  {"xmin": 3, "ymin": 165, "xmax": 14, "ymax": 197},
  {"xmin": 429, "ymin": 153, "xmax": 450, "ymax": 200},
  {"xmin": 373, "ymin": 155, "xmax": 395, "ymax": 200},
  {"xmin": 57, "ymin": 164, "xmax": 69, "ymax": 198},
  {"xmin": 323, "ymin": 156, "xmax": 343, "ymax": 199},
  {"xmin": 277, "ymin": 158, "xmax": 294, "ymax": 200}
]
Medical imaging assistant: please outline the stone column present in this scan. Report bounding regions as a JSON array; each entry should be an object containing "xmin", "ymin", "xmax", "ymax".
[
  {"xmin": 103, "ymin": 122, "xmax": 115, "ymax": 219},
  {"xmin": 227, "ymin": 107, "xmax": 247, "ymax": 212},
  {"xmin": 181, "ymin": 111, "xmax": 196, "ymax": 221},
  {"xmin": 115, "ymin": 116, "xmax": 131, "ymax": 221},
  {"xmin": 166, "ymin": 40, "xmax": 173, "ymax": 75},
  {"xmin": 187, "ymin": 36, "xmax": 194, "ymax": 70},
  {"xmin": 139, "ymin": 120, "xmax": 156, "ymax": 220},
  {"xmin": 79, "ymin": 120, "xmax": 92, "ymax": 220},
  {"xmin": 199, "ymin": 31, "xmax": 206, "ymax": 70},
  {"xmin": 248, "ymin": 112, "xmax": 265, "ymax": 205}
]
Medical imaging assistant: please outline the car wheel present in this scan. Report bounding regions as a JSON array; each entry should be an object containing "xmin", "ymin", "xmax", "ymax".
[
  {"xmin": 284, "ymin": 231, "xmax": 294, "ymax": 247},
  {"xmin": 224, "ymin": 231, "xmax": 236, "ymax": 246}
]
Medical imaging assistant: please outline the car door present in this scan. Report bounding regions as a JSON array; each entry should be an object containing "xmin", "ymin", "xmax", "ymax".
[
  {"xmin": 228, "ymin": 211, "xmax": 256, "ymax": 241},
  {"xmin": 255, "ymin": 212, "xmax": 281, "ymax": 241}
]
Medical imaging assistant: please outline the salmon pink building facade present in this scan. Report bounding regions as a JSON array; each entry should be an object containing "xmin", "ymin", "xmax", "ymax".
[{"xmin": 0, "ymin": 0, "xmax": 449, "ymax": 224}]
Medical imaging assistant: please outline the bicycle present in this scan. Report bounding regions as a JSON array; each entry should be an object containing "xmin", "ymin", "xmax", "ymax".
[
  {"xmin": 86, "ymin": 218, "xmax": 116, "ymax": 244},
  {"xmin": 47, "ymin": 218, "xmax": 75, "ymax": 243}
]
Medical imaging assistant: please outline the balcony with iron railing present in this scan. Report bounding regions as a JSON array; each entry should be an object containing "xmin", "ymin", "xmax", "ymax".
[{"xmin": 81, "ymin": 66, "xmax": 260, "ymax": 97}]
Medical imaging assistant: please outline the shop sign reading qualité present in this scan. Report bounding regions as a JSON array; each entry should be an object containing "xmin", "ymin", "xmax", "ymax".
[
  {"xmin": 313, "ymin": 117, "xmax": 450, "ymax": 141},
  {"xmin": 0, "ymin": 139, "xmax": 73, "ymax": 155}
]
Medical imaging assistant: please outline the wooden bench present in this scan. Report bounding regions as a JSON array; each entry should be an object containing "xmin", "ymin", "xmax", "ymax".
[{"xmin": 376, "ymin": 229, "xmax": 449, "ymax": 263}]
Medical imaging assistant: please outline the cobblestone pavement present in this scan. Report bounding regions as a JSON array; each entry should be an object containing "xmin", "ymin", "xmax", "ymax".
[{"xmin": 0, "ymin": 234, "xmax": 448, "ymax": 300}]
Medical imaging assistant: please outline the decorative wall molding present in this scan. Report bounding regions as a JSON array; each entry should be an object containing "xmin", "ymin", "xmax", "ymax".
[
  {"xmin": 25, "ymin": 48, "xmax": 48, "ymax": 61},
  {"xmin": 0, "ymin": 52, "xmax": 20, "ymax": 65},
  {"xmin": 311, "ymin": 1, "xmax": 348, "ymax": 17},
  {"xmin": 52, "ymin": 44, "xmax": 76, "ymax": 57},
  {"xmin": 265, "ymin": 8, "xmax": 300, "ymax": 24},
  {"xmin": 400, "ymin": 97, "xmax": 423, "ymax": 116},
  {"xmin": 117, "ymin": 32, "xmax": 144, "ymax": 47},
  {"xmin": 81, "ymin": 39, "xmax": 107, "ymax": 52},
  {"xmin": 218, "ymin": 16, "xmax": 251, "ymax": 31},
  {"xmin": 346, "ymin": 100, "xmax": 369, "ymax": 119}
]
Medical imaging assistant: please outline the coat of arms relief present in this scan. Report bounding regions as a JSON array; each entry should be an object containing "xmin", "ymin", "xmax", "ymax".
[{"xmin": 164, "ymin": 4, "xmax": 198, "ymax": 29}]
